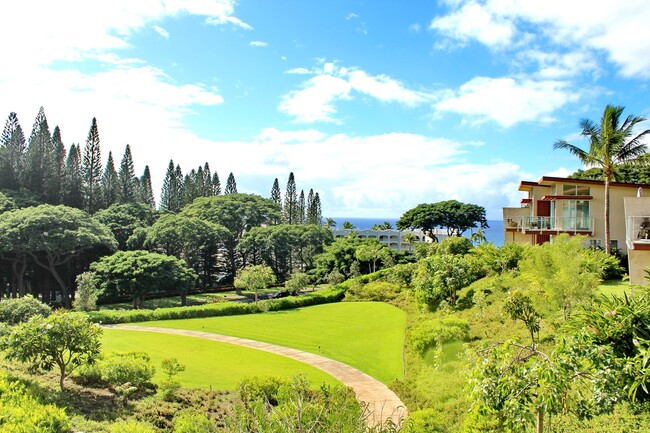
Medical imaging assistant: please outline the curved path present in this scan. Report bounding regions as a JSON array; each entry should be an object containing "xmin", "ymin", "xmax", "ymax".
[{"xmin": 105, "ymin": 324, "xmax": 407, "ymax": 426}]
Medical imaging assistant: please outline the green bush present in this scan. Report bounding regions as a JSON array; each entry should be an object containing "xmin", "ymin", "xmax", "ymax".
[
  {"xmin": 173, "ymin": 410, "xmax": 218, "ymax": 433},
  {"xmin": 404, "ymin": 408, "xmax": 449, "ymax": 433},
  {"xmin": 437, "ymin": 236, "xmax": 473, "ymax": 256},
  {"xmin": 237, "ymin": 376, "xmax": 290, "ymax": 407},
  {"xmin": 0, "ymin": 374, "xmax": 71, "ymax": 433},
  {"xmin": 409, "ymin": 317, "xmax": 470, "ymax": 356},
  {"xmin": 346, "ymin": 281, "xmax": 402, "ymax": 302},
  {"xmin": 101, "ymin": 352, "xmax": 156, "ymax": 388},
  {"xmin": 88, "ymin": 287, "xmax": 344, "ymax": 324},
  {"xmin": 0, "ymin": 295, "xmax": 51, "ymax": 325},
  {"xmin": 108, "ymin": 419, "xmax": 157, "ymax": 433}
]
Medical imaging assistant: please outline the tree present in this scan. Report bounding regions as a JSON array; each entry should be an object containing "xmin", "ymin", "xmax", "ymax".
[
  {"xmin": 212, "ymin": 171, "xmax": 221, "ymax": 195},
  {"xmin": 234, "ymin": 264, "xmax": 276, "ymax": 303},
  {"xmin": 118, "ymin": 144, "xmax": 137, "ymax": 203},
  {"xmin": 0, "ymin": 205, "xmax": 117, "ymax": 308},
  {"xmin": 397, "ymin": 200, "xmax": 488, "ymax": 240},
  {"xmin": 90, "ymin": 250, "xmax": 197, "ymax": 308},
  {"xmin": 160, "ymin": 160, "xmax": 182, "ymax": 213},
  {"xmin": 81, "ymin": 117, "xmax": 103, "ymax": 213},
  {"xmin": 355, "ymin": 239, "xmax": 392, "ymax": 273},
  {"xmin": 283, "ymin": 172, "xmax": 298, "ymax": 224},
  {"xmin": 271, "ymin": 178, "xmax": 282, "ymax": 206},
  {"xmin": 73, "ymin": 271, "xmax": 101, "ymax": 312},
  {"xmin": 138, "ymin": 165, "xmax": 156, "ymax": 208},
  {"xmin": 554, "ymin": 105, "xmax": 650, "ymax": 253},
  {"xmin": 224, "ymin": 172, "xmax": 238, "ymax": 195},
  {"xmin": 61, "ymin": 144, "xmax": 83, "ymax": 209},
  {"xmin": 413, "ymin": 253, "xmax": 481, "ymax": 307},
  {"xmin": 324, "ymin": 218, "xmax": 337, "ymax": 229},
  {"xmin": 0, "ymin": 310, "xmax": 102, "ymax": 390},
  {"xmin": 50, "ymin": 126, "xmax": 66, "ymax": 204},
  {"xmin": 298, "ymin": 190, "xmax": 306, "ymax": 224},
  {"xmin": 94, "ymin": 202, "xmax": 157, "ymax": 250},
  {"xmin": 469, "ymin": 228, "xmax": 487, "ymax": 245},
  {"xmin": 101, "ymin": 151, "xmax": 119, "ymax": 207},
  {"xmin": 342, "ymin": 221, "xmax": 356, "ymax": 229},
  {"xmin": 402, "ymin": 232, "xmax": 417, "ymax": 251},
  {"xmin": 23, "ymin": 107, "xmax": 53, "ymax": 198},
  {"xmin": 145, "ymin": 213, "xmax": 229, "ymax": 289},
  {"xmin": 285, "ymin": 272, "xmax": 310, "ymax": 294},
  {"xmin": 0, "ymin": 112, "xmax": 26, "ymax": 190},
  {"xmin": 182, "ymin": 194, "xmax": 281, "ymax": 280}
]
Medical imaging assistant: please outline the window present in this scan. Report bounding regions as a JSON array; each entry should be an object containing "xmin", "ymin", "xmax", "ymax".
[
  {"xmin": 589, "ymin": 239, "xmax": 602, "ymax": 248},
  {"xmin": 562, "ymin": 184, "xmax": 590, "ymax": 196},
  {"xmin": 610, "ymin": 240, "xmax": 619, "ymax": 251},
  {"xmin": 562, "ymin": 200, "xmax": 590, "ymax": 230}
]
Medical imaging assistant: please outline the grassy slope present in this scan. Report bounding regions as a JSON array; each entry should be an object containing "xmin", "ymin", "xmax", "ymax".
[
  {"xmin": 130, "ymin": 302, "xmax": 406, "ymax": 384},
  {"xmin": 102, "ymin": 329, "xmax": 340, "ymax": 389}
]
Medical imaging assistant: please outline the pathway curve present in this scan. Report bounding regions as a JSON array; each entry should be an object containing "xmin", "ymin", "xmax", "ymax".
[{"xmin": 105, "ymin": 324, "xmax": 407, "ymax": 426}]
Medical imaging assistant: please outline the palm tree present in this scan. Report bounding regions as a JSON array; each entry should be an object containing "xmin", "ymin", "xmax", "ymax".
[
  {"xmin": 554, "ymin": 105, "xmax": 650, "ymax": 253},
  {"xmin": 324, "ymin": 218, "xmax": 337, "ymax": 229},
  {"xmin": 402, "ymin": 232, "xmax": 417, "ymax": 251},
  {"xmin": 342, "ymin": 221, "xmax": 357, "ymax": 230},
  {"xmin": 470, "ymin": 228, "xmax": 487, "ymax": 245}
]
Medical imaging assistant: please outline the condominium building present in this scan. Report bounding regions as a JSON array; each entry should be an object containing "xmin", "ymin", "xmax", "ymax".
[
  {"xmin": 331, "ymin": 228, "xmax": 444, "ymax": 252},
  {"xmin": 503, "ymin": 176, "xmax": 650, "ymax": 285}
]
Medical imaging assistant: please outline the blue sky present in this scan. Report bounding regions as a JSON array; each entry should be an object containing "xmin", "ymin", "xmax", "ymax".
[{"xmin": 2, "ymin": 0, "xmax": 650, "ymax": 220}]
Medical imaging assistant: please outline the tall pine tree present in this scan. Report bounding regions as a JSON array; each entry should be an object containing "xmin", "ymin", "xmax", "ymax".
[
  {"xmin": 139, "ymin": 165, "xmax": 156, "ymax": 208},
  {"xmin": 271, "ymin": 178, "xmax": 281, "ymax": 205},
  {"xmin": 101, "ymin": 151, "xmax": 119, "ymax": 207},
  {"xmin": 283, "ymin": 172, "xmax": 298, "ymax": 224},
  {"xmin": 160, "ymin": 160, "xmax": 177, "ymax": 212},
  {"xmin": 298, "ymin": 190, "xmax": 306, "ymax": 225},
  {"xmin": 118, "ymin": 144, "xmax": 136, "ymax": 203},
  {"xmin": 306, "ymin": 189, "xmax": 316, "ymax": 224},
  {"xmin": 81, "ymin": 117, "xmax": 103, "ymax": 213},
  {"xmin": 62, "ymin": 144, "xmax": 83, "ymax": 209},
  {"xmin": 212, "ymin": 171, "xmax": 221, "ymax": 195},
  {"xmin": 0, "ymin": 112, "xmax": 26, "ymax": 190},
  {"xmin": 50, "ymin": 126, "xmax": 66, "ymax": 204},
  {"xmin": 23, "ymin": 107, "xmax": 53, "ymax": 198},
  {"xmin": 224, "ymin": 172, "xmax": 237, "ymax": 195}
]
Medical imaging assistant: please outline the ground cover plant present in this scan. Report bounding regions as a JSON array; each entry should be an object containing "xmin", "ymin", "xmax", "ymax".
[
  {"xmin": 128, "ymin": 301, "xmax": 405, "ymax": 384},
  {"xmin": 101, "ymin": 329, "xmax": 340, "ymax": 389}
]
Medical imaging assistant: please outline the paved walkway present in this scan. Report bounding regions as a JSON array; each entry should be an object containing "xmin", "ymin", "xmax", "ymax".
[{"xmin": 106, "ymin": 324, "xmax": 407, "ymax": 426}]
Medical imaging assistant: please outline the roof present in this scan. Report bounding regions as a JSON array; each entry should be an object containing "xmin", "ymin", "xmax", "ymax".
[{"xmin": 518, "ymin": 176, "xmax": 650, "ymax": 191}]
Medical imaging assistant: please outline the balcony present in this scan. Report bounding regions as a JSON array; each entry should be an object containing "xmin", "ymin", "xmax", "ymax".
[
  {"xmin": 627, "ymin": 216, "xmax": 650, "ymax": 251},
  {"xmin": 504, "ymin": 216, "xmax": 594, "ymax": 234}
]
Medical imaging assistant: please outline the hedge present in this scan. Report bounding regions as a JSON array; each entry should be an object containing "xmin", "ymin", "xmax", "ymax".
[{"xmin": 87, "ymin": 288, "xmax": 345, "ymax": 324}]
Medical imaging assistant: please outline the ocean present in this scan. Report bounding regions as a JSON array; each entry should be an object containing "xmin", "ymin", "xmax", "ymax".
[{"xmin": 329, "ymin": 217, "xmax": 505, "ymax": 246}]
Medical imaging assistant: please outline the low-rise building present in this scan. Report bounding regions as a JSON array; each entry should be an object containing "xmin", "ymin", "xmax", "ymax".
[{"xmin": 331, "ymin": 228, "xmax": 445, "ymax": 252}]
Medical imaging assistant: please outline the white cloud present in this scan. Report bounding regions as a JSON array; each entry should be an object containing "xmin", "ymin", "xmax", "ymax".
[
  {"xmin": 279, "ymin": 63, "xmax": 431, "ymax": 123},
  {"xmin": 430, "ymin": 1, "xmax": 515, "ymax": 49},
  {"xmin": 285, "ymin": 67, "xmax": 312, "ymax": 75},
  {"xmin": 249, "ymin": 41, "xmax": 268, "ymax": 47},
  {"xmin": 346, "ymin": 13, "xmax": 360, "ymax": 20},
  {"xmin": 279, "ymin": 75, "xmax": 352, "ymax": 123},
  {"xmin": 153, "ymin": 25, "xmax": 170, "ymax": 39},
  {"xmin": 434, "ymin": 76, "xmax": 579, "ymax": 127},
  {"xmin": 431, "ymin": 0, "xmax": 650, "ymax": 78}
]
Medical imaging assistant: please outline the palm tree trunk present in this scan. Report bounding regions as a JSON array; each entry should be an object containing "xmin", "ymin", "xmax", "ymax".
[{"xmin": 604, "ymin": 175, "xmax": 611, "ymax": 254}]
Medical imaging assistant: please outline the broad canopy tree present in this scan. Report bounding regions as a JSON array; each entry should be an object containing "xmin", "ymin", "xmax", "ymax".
[
  {"xmin": 0, "ymin": 205, "xmax": 117, "ymax": 307},
  {"xmin": 397, "ymin": 200, "xmax": 488, "ymax": 241},
  {"xmin": 90, "ymin": 250, "xmax": 197, "ymax": 308}
]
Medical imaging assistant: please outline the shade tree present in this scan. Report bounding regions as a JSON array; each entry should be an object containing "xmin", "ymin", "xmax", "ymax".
[{"xmin": 397, "ymin": 200, "xmax": 488, "ymax": 240}]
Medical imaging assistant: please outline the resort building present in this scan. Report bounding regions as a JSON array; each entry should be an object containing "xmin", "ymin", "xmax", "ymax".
[
  {"xmin": 331, "ymin": 228, "xmax": 444, "ymax": 252},
  {"xmin": 503, "ymin": 176, "xmax": 650, "ymax": 286}
]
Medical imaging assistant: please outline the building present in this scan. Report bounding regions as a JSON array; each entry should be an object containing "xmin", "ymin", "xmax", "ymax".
[
  {"xmin": 331, "ymin": 228, "xmax": 445, "ymax": 252},
  {"xmin": 502, "ymin": 176, "xmax": 650, "ymax": 254},
  {"xmin": 624, "ymin": 197, "xmax": 650, "ymax": 286}
]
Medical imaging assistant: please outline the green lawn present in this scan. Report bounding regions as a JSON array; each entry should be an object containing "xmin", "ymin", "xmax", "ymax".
[
  {"xmin": 102, "ymin": 329, "xmax": 340, "ymax": 389},
  {"xmin": 131, "ymin": 302, "xmax": 406, "ymax": 384},
  {"xmin": 597, "ymin": 279, "xmax": 632, "ymax": 299}
]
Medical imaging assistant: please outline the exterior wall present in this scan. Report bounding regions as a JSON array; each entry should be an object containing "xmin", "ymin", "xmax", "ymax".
[{"xmin": 628, "ymin": 251, "xmax": 650, "ymax": 286}]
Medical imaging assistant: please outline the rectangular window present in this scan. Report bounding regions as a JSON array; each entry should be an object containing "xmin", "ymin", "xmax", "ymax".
[
  {"xmin": 610, "ymin": 240, "xmax": 619, "ymax": 251},
  {"xmin": 562, "ymin": 200, "xmax": 590, "ymax": 230},
  {"xmin": 562, "ymin": 184, "xmax": 590, "ymax": 196},
  {"xmin": 589, "ymin": 239, "xmax": 602, "ymax": 248}
]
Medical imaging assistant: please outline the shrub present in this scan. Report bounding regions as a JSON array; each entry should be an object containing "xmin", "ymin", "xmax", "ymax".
[
  {"xmin": 88, "ymin": 287, "xmax": 344, "ymax": 324},
  {"xmin": 0, "ymin": 373, "xmax": 71, "ymax": 433},
  {"xmin": 409, "ymin": 317, "xmax": 470, "ymax": 356},
  {"xmin": 158, "ymin": 357, "xmax": 185, "ymax": 401},
  {"xmin": 237, "ymin": 376, "xmax": 290, "ymax": 407},
  {"xmin": 73, "ymin": 271, "xmax": 101, "ymax": 312},
  {"xmin": 404, "ymin": 408, "xmax": 448, "ymax": 433},
  {"xmin": 101, "ymin": 352, "xmax": 156, "ymax": 388},
  {"xmin": 346, "ymin": 280, "xmax": 402, "ymax": 302},
  {"xmin": 437, "ymin": 236, "xmax": 473, "ymax": 256},
  {"xmin": 0, "ymin": 295, "xmax": 51, "ymax": 325},
  {"xmin": 173, "ymin": 410, "xmax": 218, "ymax": 433}
]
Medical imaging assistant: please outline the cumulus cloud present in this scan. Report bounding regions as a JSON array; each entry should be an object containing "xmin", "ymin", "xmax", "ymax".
[
  {"xmin": 434, "ymin": 76, "xmax": 579, "ymax": 127},
  {"xmin": 279, "ymin": 63, "xmax": 431, "ymax": 123},
  {"xmin": 430, "ymin": 0, "xmax": 650, "ymax": 78}
]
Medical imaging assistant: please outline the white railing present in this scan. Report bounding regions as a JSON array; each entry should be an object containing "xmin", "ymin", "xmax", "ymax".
[{"xmin": 504, "ymin": 216, "xmax": 594, "ymax": 233}]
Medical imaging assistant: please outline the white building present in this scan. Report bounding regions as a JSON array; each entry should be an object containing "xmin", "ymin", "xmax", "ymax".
[{"xmin": 331, "ymin": 228, "xmax": 446, "ymax": 252}]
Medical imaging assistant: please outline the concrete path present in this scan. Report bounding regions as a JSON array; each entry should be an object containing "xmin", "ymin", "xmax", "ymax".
[{"xmin": 105, "ymin": 324, "xmax": 407, "ymax": 426}]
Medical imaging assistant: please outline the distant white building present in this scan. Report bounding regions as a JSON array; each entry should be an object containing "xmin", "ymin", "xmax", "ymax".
[{"xmin": 330, "ymin": 228, "xmax": 447, "ymax": 252}]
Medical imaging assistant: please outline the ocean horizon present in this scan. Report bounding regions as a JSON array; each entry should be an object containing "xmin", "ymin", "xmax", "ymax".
[{"xmin": 328, "ymin": 217, "xmax": 505, "ymax": 246}]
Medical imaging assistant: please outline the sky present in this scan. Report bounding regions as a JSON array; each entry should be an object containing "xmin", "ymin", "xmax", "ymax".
[{"xmin": 1, "ymin": 0, "xmax": 650, "ymax": 220}]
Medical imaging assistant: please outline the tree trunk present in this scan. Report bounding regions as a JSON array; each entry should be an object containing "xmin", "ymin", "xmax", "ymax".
[
  {"xmin": 536, "ymin": 409, "xmax": 544, "ymax": 433},
  {"xmin": 604, "ymin": 175, "xmax": 611, "ymax": 254}
]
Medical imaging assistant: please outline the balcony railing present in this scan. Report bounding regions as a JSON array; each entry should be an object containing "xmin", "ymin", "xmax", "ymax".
[{"xmin": 504, "ymin": 216, "xmax": 594, "ymax": 233}]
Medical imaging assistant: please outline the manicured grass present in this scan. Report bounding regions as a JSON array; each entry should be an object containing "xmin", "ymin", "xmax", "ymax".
[
  {"xmin": 132, "ymin": 302, "xmax": 406, "ymax": 384},
  {"xmin": 102, "ymin": 329, "xmax": 340, "ymax": 389},
  {"xmin": 597, "ymin": 279, "xmax": 632, "ymax": 299}
]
